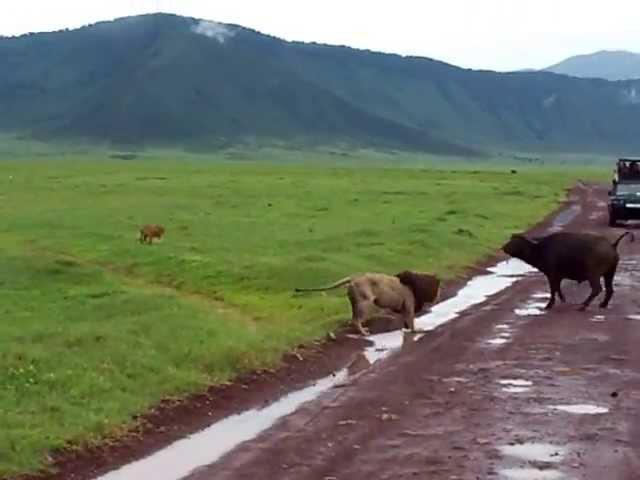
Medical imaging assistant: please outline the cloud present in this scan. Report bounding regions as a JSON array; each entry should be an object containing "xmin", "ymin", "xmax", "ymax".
[{"xmin": 190, "ymin": 20, "xmax": 235, "ymax": 43}]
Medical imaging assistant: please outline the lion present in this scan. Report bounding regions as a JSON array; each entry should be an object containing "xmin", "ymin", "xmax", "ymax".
[
  {"xmin": 138, "ymin": 224, "xmax": 165, "ymax": 245},
  {"xmin": 294, "ymin": 271, "xmax": 441, "ymax": 336}
]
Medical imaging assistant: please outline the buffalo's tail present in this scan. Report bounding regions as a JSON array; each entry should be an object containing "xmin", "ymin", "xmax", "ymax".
[{"xmin": 612, "ymin": 231, "xmax": 635, "ymax": 249}]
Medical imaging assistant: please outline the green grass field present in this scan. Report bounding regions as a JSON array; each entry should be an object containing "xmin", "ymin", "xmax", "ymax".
[{"xmin": 0, "ymin": 151, "xmax": 605, "ymax": 476}]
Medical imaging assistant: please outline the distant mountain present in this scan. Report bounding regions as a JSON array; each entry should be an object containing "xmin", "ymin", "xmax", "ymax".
[
  {"xmin": 545, "ymin": 50, "xmax": 640, "ymax": 81},
  {"xmin": 1, "ymin": 14, "xmax": 640, "ymax": 154}
]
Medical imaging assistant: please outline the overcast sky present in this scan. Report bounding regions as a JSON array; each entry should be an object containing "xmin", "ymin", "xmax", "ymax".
[{"xmin": 1, "ymin": 0, "xmax": 638, "ymax": 71}]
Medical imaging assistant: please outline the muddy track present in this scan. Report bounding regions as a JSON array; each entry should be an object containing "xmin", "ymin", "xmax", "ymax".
[{"xmin": 14, "ymin": 182, "xmax": 640, "ymax": 480}]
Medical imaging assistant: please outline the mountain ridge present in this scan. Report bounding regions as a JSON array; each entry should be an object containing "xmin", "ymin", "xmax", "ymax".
[
  {"xmin": 544, "ymin": 50, "xmax": 640, "ymax": 81},
  {"xmin": 1, "ymin": 13, "xmax": 640, "ymax": 155}
]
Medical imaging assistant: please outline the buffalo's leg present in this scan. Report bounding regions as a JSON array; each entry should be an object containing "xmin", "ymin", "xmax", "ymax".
[
  {"xmin": 599, "ymin": 266, "xmax": 617, "ymax": 308},
  {"xmin": 557, "ymin": 280, "xmax": 566, "ymax": 303},
  {"xmin": 579, "ymin": 276, "xmax": 603, "ymax": 311},
  {"xmin": 545, "ymin": 275, "xmax": 561, "ymax": 309}
]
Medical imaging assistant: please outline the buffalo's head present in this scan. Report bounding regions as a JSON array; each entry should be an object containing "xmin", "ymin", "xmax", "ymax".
[{"xmin": 501, "ymin": 234, "xmax": 537, "ymax": 261}]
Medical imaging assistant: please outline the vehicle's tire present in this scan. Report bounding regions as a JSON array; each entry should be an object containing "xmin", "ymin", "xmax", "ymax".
[{"xmin": 608, "ymin": 214, "xmax": 618, "ymax": 227}]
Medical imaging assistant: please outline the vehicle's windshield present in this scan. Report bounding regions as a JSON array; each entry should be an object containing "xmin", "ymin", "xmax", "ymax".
[
  {"xmin": 618, "ymin": 161, "xmax": 640, "ymax": 174},
  {"xmin": 616, "ymin": 184, "xmax": 640, "ymax": 194}
]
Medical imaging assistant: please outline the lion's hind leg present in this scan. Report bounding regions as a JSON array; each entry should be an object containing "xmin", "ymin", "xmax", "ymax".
[
  {"xmin": 374, "ymin": 294, "xmax": 417, "ymax": 333},
  {"xmin": 348, "ymin": 285, "xmax": 373, "ymax": 336}
]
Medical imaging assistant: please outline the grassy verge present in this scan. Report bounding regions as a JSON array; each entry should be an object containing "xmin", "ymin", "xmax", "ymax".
[{"xmin": 0, "ymin": 153, "xmax": 603, "ymax": 476}]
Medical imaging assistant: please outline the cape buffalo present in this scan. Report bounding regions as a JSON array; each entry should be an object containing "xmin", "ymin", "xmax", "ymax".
[{"xmin": 501, "ymin": 231, "xmax": 634, "ymax": 311}]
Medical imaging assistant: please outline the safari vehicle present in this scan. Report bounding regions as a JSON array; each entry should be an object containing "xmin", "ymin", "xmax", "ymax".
[
  {"xmin": 608, "ymin": 158, "xmax": 640, "ymax": 226},
  {"xmin": 612, "ymin": 157, "xmax": 640, "ymax": 185}
]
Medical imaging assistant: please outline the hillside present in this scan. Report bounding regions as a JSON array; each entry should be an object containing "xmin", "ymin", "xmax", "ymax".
[
  {"xmin": 1, "ymin": 13, "xmax": 640, "ymax": 154},
  {"xmin": 545, "ymin": 50, "xmax": 640, "ymax": 81}
]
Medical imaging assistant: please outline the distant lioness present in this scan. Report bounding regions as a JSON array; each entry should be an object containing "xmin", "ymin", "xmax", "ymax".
[
  {"xmin": 295, "ymin": 271, "xmax": 441, "ymax": 336},
  {"xmin": 138, "ymin": 224, "xmax": 165, "ymax": 245}
]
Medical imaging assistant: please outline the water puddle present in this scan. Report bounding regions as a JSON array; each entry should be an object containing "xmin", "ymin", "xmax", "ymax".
[
  {"xmin": 499, "ymin": 468, "xmax": 566, "ymax": 480},
  {"xmin": 532, "ymin": 293, "xmax": 549, "ymax": 299},
  {"xmin": 488, "ymin": 326, "xmax": 514, "ymax": 346},
  {"xmin": 363, "ymin": 330, "xmax": 406, "ymax": 363},
  {"xmin": 499, "ymin": 379, "xmax": 533, "ymax": 387},
  {"xmin": 345, "ymin": 352, "xmax": 372, "ymax": 376},
  {"xmin": 615, "ymin": 270, "xmax": 639, "ymax": 288},
  {"xmin": 499, "ymin": 442, "xmax": 566, "ymax": 463},
  {"xmin": 591, "ymin": 315, "xmax": 606, "ymax": 323},
  {"xmin": 550, "ymin": 404, "xmax": 609, "ymax": 415},
  {"xmin": 95, "ymin": 258, "xmax": 535, "ymax": 480},
  {"xmin": 444, "ymin": 376, "xmax": 469, "ymax": 384},
  {"xmin": 502, "ymin": 386, "xmax": 531, "ymax": 393},
  {"xmin": 498, "ymin": 379, "xmax": 533, "ymax": 393},
  {"xmin": 499, "ymin": 443, "xmax": 567, "ymax": 480},
  {"xmin": 490, "ymin": 324, "xmax": 514, "ymax": 346},
  {"xmin": 548, "ymin": 204, "xmax": 581, "ymax": 232},
  {"xmin": 96, "ymin": 369, "xmax": 349, "ymax": 480},
  {"xmin": 515, "ymin": 299, "xmax": 547, "ymax": 317}
]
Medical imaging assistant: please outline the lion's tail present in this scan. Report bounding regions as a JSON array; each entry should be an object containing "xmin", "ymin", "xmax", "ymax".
[{"xmin": 294, "ymin": 276, "xmax": 352, "ymax": 293}]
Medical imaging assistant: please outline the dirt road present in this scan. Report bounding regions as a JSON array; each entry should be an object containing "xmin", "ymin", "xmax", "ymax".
[{"xmin": 181, "ymin": 183, "xmax": 640, "ymax": 480}]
